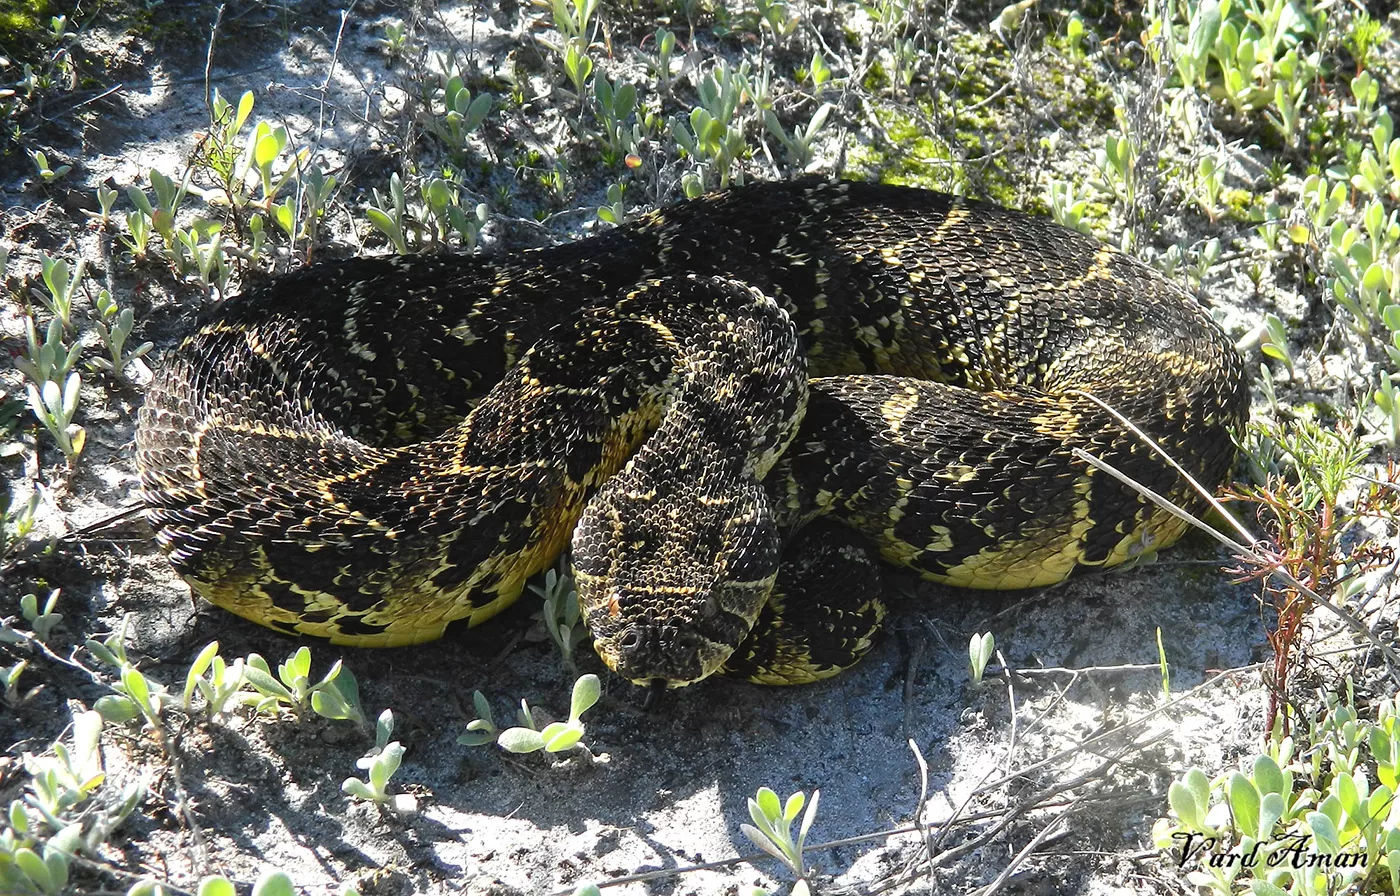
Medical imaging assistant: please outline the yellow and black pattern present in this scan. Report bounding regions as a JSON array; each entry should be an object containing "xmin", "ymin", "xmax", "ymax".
[{"xmin": 136, "ymin": 180, "xmax": 1248, "ymax": 687}]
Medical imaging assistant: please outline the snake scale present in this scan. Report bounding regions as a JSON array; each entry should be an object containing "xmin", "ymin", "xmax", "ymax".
[{"xmin": 136, "ymin": 180, "xmax": 1249, "ymax": 687}]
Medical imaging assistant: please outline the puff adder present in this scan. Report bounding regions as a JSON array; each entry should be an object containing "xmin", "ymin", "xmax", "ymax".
[{"xmin": 136, "ymin": 180, "xmax": 1249, "ymax": 687}]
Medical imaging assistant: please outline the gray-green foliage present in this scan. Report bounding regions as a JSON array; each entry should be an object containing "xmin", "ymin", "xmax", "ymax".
[
  {"xmin": 0, "ymin": 709, "xmax": 143, "ymax": 896},
  {"xmin": 0, "ymin": 487, "xmax": 40, "ymax": 567},
  {"xmin": 531, "ymin": 564, "xmax": 587, "ymax": 670},
  {"xmin": 342, "ymin": 710, "xmax": 417, "ymax": 813},
  {"xmin": 459, "ymin": 674, "xmax": 601, "ymax": 754},
  {"xmin": 242, "ymin": 645, "xmax": 365, "ymax": 723},
  {"xmin": 672, "ymin": 59, "xmax": 753, "ymax": 193},
  {"xmin": 967, "ymin": 632, "xmax": 995, "ymax": 685},
  {"xmin": 741, "ymin": 787, "xmax": 819, "ymax": 890},
  {"xmin": 424, "ymin": 53, "xmax": 493, "ymax": 157},
  {"xmin": 88, "ymin": 626, "xmax": 366, "ymax": 728},
  {"xmin": 1155, "ymin": 686, "xmax": 1400, "ymax": 894},
  {"xmin": 24, "ymin": 373, "xmax": 84, "ymax": 462},
  {"xmin": 89, "ymin": 290, "xmax": 153, "ymax": 381}
]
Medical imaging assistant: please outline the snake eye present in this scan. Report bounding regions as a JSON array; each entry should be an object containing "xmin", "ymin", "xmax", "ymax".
[{"xmin": 618, "ymin": 629, "xmax": 640, "ymax": 650}]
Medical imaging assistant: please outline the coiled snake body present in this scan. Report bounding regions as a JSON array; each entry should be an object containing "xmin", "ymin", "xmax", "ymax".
[{"xmin": 136, "ymin": 181, "xmax": 1248, "ymax": 686}]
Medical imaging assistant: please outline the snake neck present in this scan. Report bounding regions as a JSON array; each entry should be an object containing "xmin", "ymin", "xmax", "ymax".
[{"xmin": 570, "ymin": 276, "xmax": 809, "ymax": 685}]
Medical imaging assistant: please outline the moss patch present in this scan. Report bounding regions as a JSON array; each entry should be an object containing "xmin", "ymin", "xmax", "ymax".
[
  {"xmin": 851, "ymin": 105, "xmax": 966, "ymax": 193},
  {"xmin": 0, "ymin": 0, "xmax": 51, "ymax": 53}
]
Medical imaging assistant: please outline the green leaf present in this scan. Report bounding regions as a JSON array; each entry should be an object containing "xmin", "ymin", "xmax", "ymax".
[
  {"xmin": 94, "ymin": 694, "xmax": 140, "ymax": 724},
  {"xmin": 234, "ymin": 91, "xmax": 255, "ymax": 133},
  {"xmin": 252, "ymin": 123, "xmax": 285, "ymax": 169},
  {"xmin": 243, "ymin": 664, "xmax": 292, "ymax": 701},
  {"xmin": 370, "ymin": 743, "xmax": 404, "ymax": 793},
  {"xmin": 1362, "ymin": 261, "xmax": 1391, "ymax": 295},
  {"xmin": 198, "ymin": 876, "xmax": 238, "ymax": 896},
  {"xmin": 1258, "ymin": 791, "xmax": 1284, "ymax": 838},
  {"xmin": 14, "ymin": 848, "xmax": 52, "ymax": 892},
  {"xmin": 740, "ymin": 822, "xmax": 788, "ymax": 862},
  {"xmin": 1252, "ymin": 754, "xmax": 1285, "ymax": 795},
  {"xmin": 783, "ymin": 791, "xmax": 805, "ymax": 823},
  {"xmin": 375, "ymin": 708, "xmax": 394, "ymax": 748},
  {"xmin": 798, "ymin": 788, "xmax": 820, "ymax": 845},
  {"xmin": 1308, "ymin": 811, "xmax": 1340, "ymax": 853},
  {"xmin": 184, "ymin": 641, "xmax": 220, "ymax": 708},
  {"xmin": 570, "ymin": 673, "xmax": 600, "ymax": 720},
  {"xmin": 252, "ymin": 870, "xmax": 295, "ymax": 896},
  {"xmin": 1186, "ymin": 0, "xmax": 1223, "ymax": 71},
  {"xmin": 1228, "ymin": 773, "xmax": 1260, "ymax": 840},
  {"xmin": 755, "ymin": 787, "xmax": 781, "ymax": 824},
  {"xmin": 1383, "ymin": 304, "xmax": 1400, "ymax": 333},
  {"xmin": 365, "ymin": 208, "xmax": 401, "ymax": 239},
  {"xmin": 497, "ymin": 727, "xmax": 547, "ymax": 753},
  {"xmin": 541, "ymin": 722, "xmax": 583, "ymax": 752},
  {"xmin": 1184, "ymin": 768, "xmax": 1210, "ymax": 815},
  {"xmin": 310, "ymin": 689, "xmax": 349, "ymax": 720},
  {"xmin": 1169, "ymin": 779, "xmax": 1202, "ymax": 830},
  {"xmin": 1334, "ymin": 772, "xmax": 1363, "ymax": 825}
]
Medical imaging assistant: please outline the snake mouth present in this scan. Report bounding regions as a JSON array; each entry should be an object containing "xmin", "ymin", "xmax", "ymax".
[{"xmin": 596, "ymin": 621, "xmax": 733, "ymax": 686}]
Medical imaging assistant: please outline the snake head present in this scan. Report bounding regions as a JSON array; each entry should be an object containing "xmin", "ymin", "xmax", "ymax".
[{"xmin": 571, "ymin": 480, "xmax": 780, "ymax": 687}]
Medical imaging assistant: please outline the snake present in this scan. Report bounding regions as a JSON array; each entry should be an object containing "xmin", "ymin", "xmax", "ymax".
[{"xmin": 135, "ymin": 180, "xmax": 1249, "ymax": 688}]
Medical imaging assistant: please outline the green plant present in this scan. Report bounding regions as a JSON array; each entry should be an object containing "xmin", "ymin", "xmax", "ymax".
[
  {"xmin": 24, "ymin": 373, "xmax": 84, "ymax": 461},
  {"xmin": 968, "ymin": 632, "xmax": 995, "ymax": 685},
  {"xmin": 1154, "ymin": 686, "xmax": 1400, "ymax": 894},
  {"xmin": 562, "ymin": 40, "xmax": 593, "ymax": 102},
  {"xmin": 593, "ymin": 74, "xmax": 640, "ymax": 166},
  {"xmin": 532, "ymin": 565, "xmax": 587, "ymax": 669},
  {"xmin": 1193, "ymin": 152, "xmax": 1227, "ymax": 220},
  {"xmin": 243, "ymin": 645, "xmax": 365, "ymax": 723},
  {"xmin": 763, "ymin": 102, "xmax": 833, "ymax": 172},
  {"xmin": 1260, "ymin": 311, "xmax": 1294, "ymax": 377},
  {"xmin": 1096, "ymin": 104, "xmax": 1141, "ymax": 225},
  {"xmin": 458, "ymin": 674, "xmax": 601, "ymax": 754},
  {"xmin": 1, "ymin": 708, "xmax": 143, "ymax": 895},
  {"xmin": 1373, "ymin": 372, "xmax": 1400, "ymax": 447},
  {"xmin": 27, "ymin": 150, "xmax": 68, "ymax": 183},
  {"xmin": 548, "ymin": 0, "xmax": 599, "ymax": 44},
  {"xmin": 91, "ymin": 184, "xmax": 119, "ymax": 226},
  {"xmin": 1046, "ymin": 179, "xmax": 1094, "ymax": 235},
  {"xmin": 1151, "ymin": 0, "xmax": 1322, "ymax": 141},
  {"xmin": 15, "ymin": 317, "xmax": 82, "ymax": 388},
  {"xmin": 426, "ymin": 68, "xmax": 493, "ymax": 157},
  {"xmin": 89, "ymin": 290, "xmax": 154, "ymax": 381},
  {"xmin": 366, "ymin": 172, "xmax": 411, "ymax": 253},
  {"xmin": 32, "ymin": 254, "xmax": 83, "ymax": 331},
  {"xmin": 342, "ymin": 710, "xmax": 416, "ymax": 813},
  {"xmin": 1156, "ymin": 627, "xmax": 1170, "ymax": 700},
  {"xmin": 0, "ymin": 487, "xmax": 41, "ymax": 563},
  {"xmin": 755, "ymin": 0, "xmax": 797, "ymax": 39},
  {"xmin": 18, "ymin": 590, "xmax": 60, "ymax": 643},
  {"xmin": 671, "ymin": 59, "xmax": 752, "ymax": 192},
  {"xmin": 741, "ymin": 787, "xmax": 819, "ymax": 890},
  {"xmin": 1225, "ymin": 419, "xmax": 1397, "ymax": 735},
  {"xmin": 181, "ymin": 641, "xmax": 247, "ymax": 719},
  {"xmin": 85, "ymin": 617, "xmax": 165, "ymax": 727},
  {"xmin": 376, "ymin": 18, "xmax": 410, "ymax": 58},
  {"xmin": 650, "ymin": 27, "xmax": 677, "ymax": 95}
]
